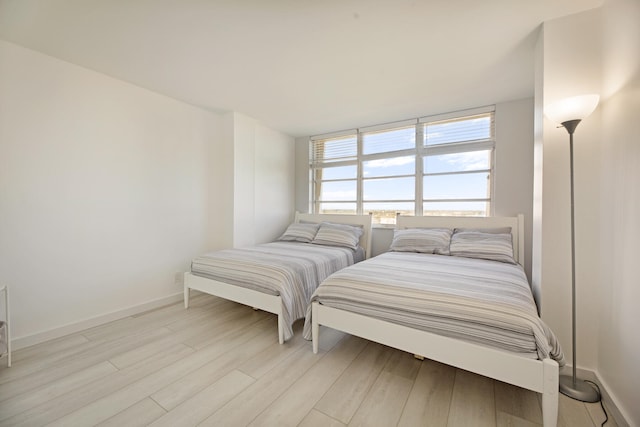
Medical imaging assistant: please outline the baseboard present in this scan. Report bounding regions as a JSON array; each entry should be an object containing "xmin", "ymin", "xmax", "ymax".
[
  {"xmin": 12, "ymin": 292, "xmax": 184, "ymax": 351},
  {"xmin": 592, "ymin": 373, "xmax": 632, "ymax": 427},
  {"xmin": 560, "ymin": 365, "xmax": 630, "ymax": 427}
]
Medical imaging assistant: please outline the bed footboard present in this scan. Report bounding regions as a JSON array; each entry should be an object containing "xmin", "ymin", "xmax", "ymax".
[{"xmin": 184, "ymin": 272, "xmax": 285, "ymax": 344}]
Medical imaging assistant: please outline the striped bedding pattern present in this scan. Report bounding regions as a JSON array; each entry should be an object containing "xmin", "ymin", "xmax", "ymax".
[
  {"xmin": 191, "ymin": 242, "xmax": 364, "ymax": 341},
  {"xmin": 450, "ymin": 231, "xmax": 516, "ymax": 264},
  {"xmin": 303, "ymin": 252, "xmax": 564, "ymax": 364},
  {"xmin": 390, "ymin": 228, "xmax": 453, "ymax": 255}
]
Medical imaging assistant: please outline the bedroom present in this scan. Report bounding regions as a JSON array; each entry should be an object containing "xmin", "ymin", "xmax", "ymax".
[{"xmin": 0, "ymin": 0, "xmax": 638, "ymax": 426}]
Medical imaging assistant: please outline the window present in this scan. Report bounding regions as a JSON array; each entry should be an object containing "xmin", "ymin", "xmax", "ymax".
[{"xmin": 310, "ymin": 108, "xmax": 494, "ymax": 225}]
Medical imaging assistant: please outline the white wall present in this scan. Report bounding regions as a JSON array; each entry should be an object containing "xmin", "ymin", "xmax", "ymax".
[
  {"xmin": 0, "ymin": 40, "xmax": 223, "ymax": 345},
  {"xmin": 295, "ymin": 136, "xmax": 310, "ymax": 214},
  {"xmin": 532, "ymin": 28, "xmax": 545, "ymax": 316},
  {"xmin": 253, "ymin": 124, "xmax": 295, "ymax": 243},
  {"xmin": 209, "ymin": 114, "xmax": 234, "ymax": 251},
  {"xmin": 229, "ymin": 113, "xmax": 295, "ymax": 247},
  {"xmin": 494, "ymin": 98, "xmax": 535, "ymax": 281},
  {"xmin": 598, "ymin": 0, "xmax": 640, "ymax": 424}
]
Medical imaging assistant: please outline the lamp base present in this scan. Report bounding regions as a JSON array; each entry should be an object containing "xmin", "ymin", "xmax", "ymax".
[{"xmin": 559, "ymin": 374, "xmax": 601, "ymax": 402}]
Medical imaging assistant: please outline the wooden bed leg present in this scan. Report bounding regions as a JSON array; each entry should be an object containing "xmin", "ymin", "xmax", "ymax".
[
  {"xmin": 542, "ymin": 358, "xmax": 559, "ymax": 427},
  {"xmin": 312, "ymin": 303, "xmax": 319, "ymax": 354},
  {"xmin": 183, "ymin": 285, "xmax": 190, "ymax": 309},
  {"xmin": 277, "ymin": 315, "xmax": 284, "ymax": 344}
]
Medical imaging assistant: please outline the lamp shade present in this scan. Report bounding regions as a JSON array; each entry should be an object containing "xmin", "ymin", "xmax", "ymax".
[{"xmin": 544, "ymin": 94, "xmax": 600, "ymax": 125}]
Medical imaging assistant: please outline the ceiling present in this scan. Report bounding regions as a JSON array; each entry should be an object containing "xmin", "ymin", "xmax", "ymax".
[{"xmin": 0, "ymin": 0, "xmax": 602, "ymax": 137}]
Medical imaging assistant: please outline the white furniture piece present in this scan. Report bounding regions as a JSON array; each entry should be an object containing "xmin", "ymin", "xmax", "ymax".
[
  {"xmin": 0, "ymin": 285, "xmax": 10, "ymax": 367},
  {"xmin": 184, "ymin": 212, "xmax": 373, "ymax": 344},
  {"xmin": 311, "ymin": 214, "xmax": 560, "ymax": 427}
]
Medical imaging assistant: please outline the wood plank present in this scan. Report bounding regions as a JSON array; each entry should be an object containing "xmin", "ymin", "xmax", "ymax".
[
  {"xmin": 299, "ymin": 409, "xmax": 346, "ymax": 427},
  {"xmin": 557, "ymin": 394, "xmax": 595, "ymax": 427},
  {"xmin": 163, "ymin": 298, "xmax": 251, "ymax": 332},
  {"xmin": 494, "ymin": 380, "xmax": 543, "ymax": 425},
  {"xmin": 198, "ymin": 346, "xmax": 323, "ymax": 426},
  {"xmin": 397, "ymin": 359, "xmax": 456, "ymax": 427},
  {"xmin": 9, "ymin": 334, "xmax": 89, "ymax": 364},
  {"xmin": 0, "ymin": 344, "xmax": 194, "ymax": 427},
  {"xmin": 314, "ymin": 341, "xmax": 392, "ymax": 424},
  {"xmin": 586, "ymin": 401, "xmax": 617, "ymax": 427},
  {"xmin": 382, "ymin": 348, "xmax": 422, "ymax": 380},
  {"xmin": 496, "ymin": 411, "xmax": 541, "ymax": 427},
  {"xmin": 180, "ymin": 307, "xmax": 272, "ymax": 350},
  {"xmin": 447, "ymin": 369, "xmax": 496, "ymax": 427},
  {"xmin": 148, "ymin": 370, "xmax": 254, "ymax": 426},
  {"xmin": 150, "ymin": 318, "xmax": 274, "ymax": 411},
  {"xmin": 249, "ymin": 335, "xmax": 368, "ymax": 427},
  {"xmin": 236, "ymin": 323, "xmax": 307, "ymax": 379},
  {"xmin": 96, "ymin": 398, "xmax": 167, "ymax": 427},
  {"xmin": 0, "ymin": 361, "xmax": 117, "ymax": 422},
  {"xmin": 44, "ymin": 317, "xmax": 276, "ymax": 426},
  {"xmin": 82, "ymin": 296, "xmax": 222, "ymax": 342},
  {"xmin": 108, "ymin": 305, "xmax": 268, "ymax": 369},
  {"xmin": 0, "ymin": 326, "xmax": 174, "ymax": 401},
  {"xmin": 316, "ymin": 326, "xmax": 348, "ymax": 352},
  {"xmin": 348, "ymin": 349, "xmax": 421, "ymax": 427}
]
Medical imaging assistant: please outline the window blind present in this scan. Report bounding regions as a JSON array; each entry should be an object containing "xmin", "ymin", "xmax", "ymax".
[
  {"xmin": 423, "ymin": 113, "xmax": 494, "ymax": 146},
  {"xmin": 310, "ymin": 134, "xmax": 357, "ymax": 166},
  {"xmin": 362, "ymin": 125, "xmax": 416, "ymax": 156}
]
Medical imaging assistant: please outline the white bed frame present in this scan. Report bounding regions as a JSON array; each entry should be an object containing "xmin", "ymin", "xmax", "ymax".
[
  {"xmin": 311, "ymin": 214, "xmax": 560, "ymax": 427},
  {"xmin": 184, "ymin": 212, "xmax": 373, "ymax": 344},
  {"xmin": 0, "ymin": 285, "xmax": 10, "ymax": 367}
]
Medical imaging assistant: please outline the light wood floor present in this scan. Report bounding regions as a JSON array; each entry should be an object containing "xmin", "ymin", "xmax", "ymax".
[{"xmin": 0, "ymin": 293, "xmax": 615, "ymax": 427}]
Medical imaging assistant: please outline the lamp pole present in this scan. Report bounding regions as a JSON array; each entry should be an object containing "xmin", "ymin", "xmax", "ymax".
[{"xmin": 558, "ymin": 119, "xmax": 600, "ymax": 403}]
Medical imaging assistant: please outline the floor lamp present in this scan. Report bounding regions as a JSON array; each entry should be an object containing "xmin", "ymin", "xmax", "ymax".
[{"xmin": 544, "ymin": 94, "xmax": 601, "ymax": 402}]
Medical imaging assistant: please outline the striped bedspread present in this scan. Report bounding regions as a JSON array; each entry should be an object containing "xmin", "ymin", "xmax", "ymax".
[
  {"xmin": 191, "ymin": 242, "xmax": 364, "ymax": 341},
  {"xmin": 303, "ymin": 252, "xmax": 565, "ymax": 364}
]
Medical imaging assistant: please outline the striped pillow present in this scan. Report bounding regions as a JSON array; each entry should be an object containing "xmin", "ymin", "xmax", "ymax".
[
  {"xmin": 450, "ymin": 231, "xmax": 515, "ymax": 264},
  {"xmin": 312, "ymin": 222, "xmax": 363, "ymax": 250},
  {"xmin": 278, "ymin": 222, "xmax": 320, "ymax": 243},
  {"xmin": 390, "ymin": 228, "xmax": 452, "ymax": 255}
]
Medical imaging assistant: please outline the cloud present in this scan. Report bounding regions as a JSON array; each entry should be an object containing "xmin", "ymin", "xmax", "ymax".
[
  {"xmin": 444, "ymin": 152, "xmax": 488, "ymax": 171},
  {"xmin": 365, "ymin": 156, "xmax": 414, "ymax": 169}
]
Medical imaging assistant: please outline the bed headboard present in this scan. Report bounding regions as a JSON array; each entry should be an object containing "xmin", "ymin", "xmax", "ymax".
[
  {"xmin": 294, "ymin": 212, "xmax": 373, "ymax": 259},
  {"xmin": 396, "ymin": 214, "xmax": 525, "ymax": 267}
]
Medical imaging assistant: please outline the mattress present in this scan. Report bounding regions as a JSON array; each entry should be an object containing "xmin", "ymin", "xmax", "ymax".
[
  {"xmin": 191, "ymin": 241, "xmax": 365, "ymax": 341},
  {"xmin": 303, "ymin": 251, "xmax": 564, "ymax": 364}
]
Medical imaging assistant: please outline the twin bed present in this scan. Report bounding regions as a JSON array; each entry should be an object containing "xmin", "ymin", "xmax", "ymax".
[
  {"xmin": 184, "ymin": 213, "xmax": 562, "ymax": 427},
  {"xmin": 183, "ymin": 212, "xmax": 373, "ymax": 344}
]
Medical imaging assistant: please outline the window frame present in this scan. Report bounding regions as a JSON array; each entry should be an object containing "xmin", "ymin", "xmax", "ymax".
[{"xmin": 310, "ymin": 107, "xmax": 495, "ymax": 223}]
